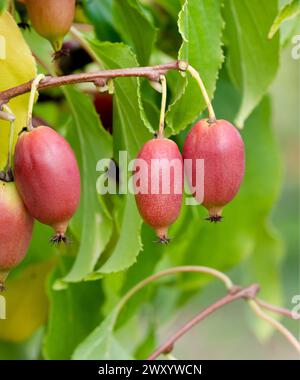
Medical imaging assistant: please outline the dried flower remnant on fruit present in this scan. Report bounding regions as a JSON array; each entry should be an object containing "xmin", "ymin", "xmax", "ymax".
[{"xmin": 50, "ymin": 234, "xmax": 70, "ymax": 245}]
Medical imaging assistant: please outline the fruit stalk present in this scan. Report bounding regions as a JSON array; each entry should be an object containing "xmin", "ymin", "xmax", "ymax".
[
  {"xmin": 26, "ymin": 74, "xmax": 45, "ymax": 131},
  {"xmin": 186, "ymin": 64, "xmax": 216, "ymax": 123},
  {"xmin": 1, "ymin": 104, "xmax": 15, "ymax": 177},
  {"xmin": 157, "ymin": 75, "xmax": 167, "ymax": 139}
]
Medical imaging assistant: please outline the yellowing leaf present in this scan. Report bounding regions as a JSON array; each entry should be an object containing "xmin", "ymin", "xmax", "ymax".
[
  {"xmin": 0, "ymin": 11, "xmax": 36, "ymax": 169},
  {"xmin": 0, "ymin": 260, "xmax": 54, "ymax": 342}
]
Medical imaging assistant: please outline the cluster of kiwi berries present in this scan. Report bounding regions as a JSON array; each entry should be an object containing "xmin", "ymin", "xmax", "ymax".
[
  {"xmin": 0, "ymin": 113, "xmax": 245, "ymax": 289},
  {"xmin": 0, "ymin": 1, "xmax": 90, "ymax": 290},
  {"xmin": 0, "ymin": 1, "xmax": 245, "ymax": 290},
  {"xmin": 135, "ymin": 118, "xmax": 245, "ymax": 243},
  {"xmin": 0, "ymin": 0, "xmax": 109, "ymax": 290}
]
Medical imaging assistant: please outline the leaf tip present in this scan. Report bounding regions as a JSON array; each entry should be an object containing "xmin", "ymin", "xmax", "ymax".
[{"xmin": 268, "ymin": 28, "xmax": 276, "ymax": 40}]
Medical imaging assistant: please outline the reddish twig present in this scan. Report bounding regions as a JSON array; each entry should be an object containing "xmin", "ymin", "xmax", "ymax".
[
  {"xmin": 147, "ymin": 284, "xmax": 300, "ymax": 360},
  {"xmin": 147, "ymin": 284, "xmax": 260, "ymax": 360},
  {"xmin": 255, "ymin": 298, "xmax": 296, "ymax": 319},
  {"xmin": 117, "ymin": 266, "xmax": 234, "ymax": 313},
  {"xmin": 248, "ymin": 300, "xmax": 300, "ymax": 355},
  {"xmin": 108, "ymin": 265, "xmax": 300, "ymax": 360},
  {"xmin": 0, "ymin": 60, "xmax": 187, "ymax": 104}
]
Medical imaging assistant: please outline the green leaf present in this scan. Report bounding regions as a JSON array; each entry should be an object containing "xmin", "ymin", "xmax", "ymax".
[
  {"xmin": 239, "ymin": 96, "xmax": 284, "ymax": 340},
  {"xmin": 268, "ymin": 0, "xmax": 300, "ymax": 39},
  {"xmin": 232, "ymin": 96, "xmax": 284, "ymax": 339},
  {"xmin": 44, "ymin": 258, "xmax": 104, "ymax": 360},
  {"xmin": 112, "ymin": 0, "xmax": 157, "ymax": 65},
  {"xmin": 98, "ymin": 195, "xmax": 143, "ymax": 273},
  {"xmin": 62, "ymin": 88, "xmax": 113, "ymax": 283},
  {"xmin": 81, "ymin": 0, "xmax": 119, "ymax": 42},
  {"xmin": 110, "ymin": 337, "xmax": 134, "ymax": 359},
  {"xmin": 223, "ymin": 0, "xmax": 280, "ymax": 127},
  {"xmin": 165, "ymin": 0, "xmax": 224, "ymax": 136},
  {"xmin": 87, "ymin": 40, "xmax": 152, "ymax": 159},
  {"xmin": 115, "ymin": 224, "xmax": 165, "ymax": 327},
  {"xmin": 73, "ymin": 316, "xmax": 134, "ymax": 359},
  {"xmin": 72, "ymin": 225, "xmax": 166, "ymax": 359},
  {"xmin": 72, "ymin": 309, "xmax": 117, "ymax": 359},
  {"xmin": 244, "ymin": 224, "xmax": 283, "ymax": 340},
  {"xmin": 83, "ymin": 40, "xmax": 152, "ymax": 274},
  {"xmin": 134, "ymin": 325, "xmax": 156, "ymax": 360}
]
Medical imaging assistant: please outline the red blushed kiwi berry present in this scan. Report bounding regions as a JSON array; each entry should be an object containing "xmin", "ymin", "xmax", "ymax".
[
  {"xmin": 183, "ymin": 118, "xmax": 245, "ymax": 221},
  {"xmin": 13, "ymin": 126, "xmax": 81, "ymax": 243},
  {"xmin": 0, "ymin": 180, "xmax": 34, "ymax": 291},
  {"xmin": 134, "ymin": 137, "xmax": 183, "ymax": 243},
  {"xmin": 25, "ymin": 0, "xmax": 75, "ymax": 56}
]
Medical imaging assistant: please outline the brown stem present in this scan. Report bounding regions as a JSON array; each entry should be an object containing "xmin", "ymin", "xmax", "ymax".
[
  {"xmin": 117, "ymin": 266, "xmax": 234, "ymax": 314},
  {"xmin": 255, "ymin": 298, "xmax": 297, "ymax": 319},
  {"xmin": 114, "ymin": 266, "xmax": 299, "ymax": 360},
  {"xmin": 0, "ymin": 61, "xmax": 187, "ymax": 104},
  {"xmin": 248, "ymin": 300, "xmax": 300, "ymax": 355},
  {"xmin": 148, "ymin": 284, "xmax": 260, "ymax": 360}
]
